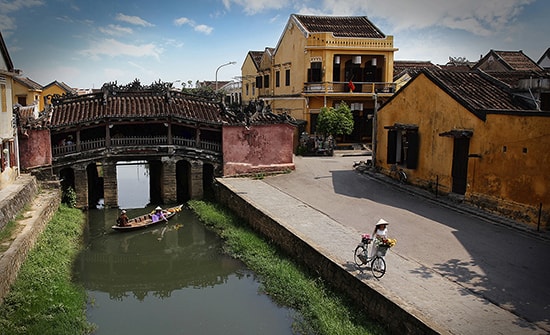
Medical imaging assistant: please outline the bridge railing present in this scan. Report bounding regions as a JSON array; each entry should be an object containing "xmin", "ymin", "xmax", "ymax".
[{"xmin": 52, "ymin": 136, "xmax": 221, "ymax": 157}]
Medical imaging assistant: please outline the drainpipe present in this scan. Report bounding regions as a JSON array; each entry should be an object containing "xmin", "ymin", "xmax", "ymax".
[{"xmin": 371, "ymin": 93, "xmax": 378, "ymax": 168}]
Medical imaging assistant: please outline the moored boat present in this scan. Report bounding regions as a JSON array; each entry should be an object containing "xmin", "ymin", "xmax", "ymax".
[{"xmin": 111, "ymin": 204, "xmax": 183, "ymax": 232}]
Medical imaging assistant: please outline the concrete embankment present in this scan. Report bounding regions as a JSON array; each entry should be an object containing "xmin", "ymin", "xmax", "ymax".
[
  {"xmin": 0, "ymin": 175, "xmax": 61, "ymax": 303},
  {"xmin": 215, "ymin": 178, "xmax": 442, "ymax": 335}
]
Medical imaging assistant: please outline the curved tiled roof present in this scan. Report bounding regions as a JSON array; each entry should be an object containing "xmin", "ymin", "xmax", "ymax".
[
  {"xmin": 422, "ymin": 69, "xmax": 532, "ymax": 119},
  {"xmin": 46, "ymin": 89, "xmax": 295, "ymax": 129},
  {"xmin": 48, "ymin": 90, "xmax": 233, "ymax": 129},
  {"xmin": 14, "ymin": 76, "xmax": 43, "ymax": 90},
  {"xmin": 292, "ymin": 14, "xmax": 386, "ymax": 39}
]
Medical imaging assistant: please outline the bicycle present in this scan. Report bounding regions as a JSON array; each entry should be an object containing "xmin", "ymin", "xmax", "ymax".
[
  {"xmin": 389, "ymin": 164, "xmax": 407, "ymax": 184},
  {"xmin": 353, "ymin": 234, "xmax": 387, "ymax": 279}
]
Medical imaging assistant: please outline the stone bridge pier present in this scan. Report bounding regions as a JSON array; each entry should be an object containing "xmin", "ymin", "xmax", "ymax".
[{"xmin": 70, "ymin": 157, "xmax": 206, "ymax": 209}]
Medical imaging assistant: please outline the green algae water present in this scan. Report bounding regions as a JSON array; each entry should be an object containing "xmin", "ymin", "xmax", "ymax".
[
  {"xmin": 74, "ymin": 207, "xmax": 296, "ymax": 335},
  {"xmin": 73, "ymin": 163, "xmax": 296, "ymax": 334}
]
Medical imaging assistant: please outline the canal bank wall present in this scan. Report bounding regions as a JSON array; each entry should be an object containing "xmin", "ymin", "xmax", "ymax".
[
  {"xmin": 215, "ymin": 178, "xmax": 440, "ymax": 335},
  {"xmin": 0, "ymin": 175, "xmax": 61, "ymax": 303}
]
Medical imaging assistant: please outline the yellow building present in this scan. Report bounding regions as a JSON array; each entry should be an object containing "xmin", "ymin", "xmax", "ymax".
[
  {"xmin": 376, "ymin": 69, "xmax": 550, "ymax": 229},
  {"xmin": 241, "ymin": 50, "xmax": 265, "ymax": 104},
  {"xmin": 42, "ymin": 80, "xmax": 76, "ymax": 105},
  {"xmin": 242, "ymin": 14, "xmax": 397, "ymax": 144},
  {"xmin": 13, "ymin": 76, "xmax": 43, "ymax": 109}
]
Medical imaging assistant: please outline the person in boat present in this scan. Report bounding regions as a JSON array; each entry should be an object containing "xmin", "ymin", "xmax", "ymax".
[
  {"xmin": 117, "ymin": 209, "xmax": 129, "ymax": 227},
  {"xmin": 151, "ymin": 206, "xmax": 168, "ymax": 223}
]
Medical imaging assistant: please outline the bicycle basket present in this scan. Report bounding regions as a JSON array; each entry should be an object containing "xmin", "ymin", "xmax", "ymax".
[{"xmin": 377, "ymin": 245, "xmax": 389, "ymax": 256}]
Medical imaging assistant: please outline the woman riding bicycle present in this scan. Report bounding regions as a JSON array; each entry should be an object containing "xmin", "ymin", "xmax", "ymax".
[{"xmin": 371, "ymin": 219, "xmax": 389, "ymax": 257}]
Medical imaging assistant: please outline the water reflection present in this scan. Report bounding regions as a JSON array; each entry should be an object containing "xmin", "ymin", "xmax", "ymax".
[{"xmin": 73, "ymin": 207, "xmax": 296, "ymax": 335}]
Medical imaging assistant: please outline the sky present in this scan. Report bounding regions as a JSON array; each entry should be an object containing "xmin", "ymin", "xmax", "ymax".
[{"xmin": 1, "ymin": 0, "xmax": 548, "ymax": 89}]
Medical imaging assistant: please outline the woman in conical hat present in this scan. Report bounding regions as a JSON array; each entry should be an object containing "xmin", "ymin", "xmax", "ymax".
[{"xmin": 371, "ymin": 219, "xmax": 389, "ymax": 257}]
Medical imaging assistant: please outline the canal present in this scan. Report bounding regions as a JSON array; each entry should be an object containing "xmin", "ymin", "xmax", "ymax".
[{"xmin": 72, "ymin": 163, "xmax": 297, "ymax": 334}]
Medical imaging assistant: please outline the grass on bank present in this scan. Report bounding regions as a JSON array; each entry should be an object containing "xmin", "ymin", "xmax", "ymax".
[
  {"xmin": 0, "ymin": 205, "xmax": 94, "ymax": 335},
  {"xmin": 0, "ymin": 205, "xmax": 31, "ymax": 253},
  {"xmin": 188, "ymin": 200, "xmax": 386, "ymax": 335}
]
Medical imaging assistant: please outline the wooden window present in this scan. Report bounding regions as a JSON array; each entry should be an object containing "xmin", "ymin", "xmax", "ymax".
[
  {"xmin": 255, "ymin": 76, "xmax": 262, "ymax": 89},
  {"xmin": 263, "ymin": 74, "xmax": 270, "ymax": 88},
  {"xmin": 307, "ymin": 62, "xmax": 322, "ymax": 82},
  {"xmin": 386, "ymin": 128, "xmax": 419, "ymax": 169},
  {"xmin": 285, "ymin": 69, "xmax": 291, "ymax": 86},
  {"xmin": 275, "ymin": 71, "xmax": 280, "ymax": 87}
]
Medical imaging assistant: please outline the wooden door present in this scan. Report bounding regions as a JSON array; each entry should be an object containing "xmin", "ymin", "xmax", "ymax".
[{"xmin": 451, "ymin": 138, "xmax": 470, "ymax": 195}]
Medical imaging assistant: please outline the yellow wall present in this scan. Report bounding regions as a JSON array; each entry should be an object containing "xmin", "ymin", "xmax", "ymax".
[
  {"xmin": 377, "ymin": 73, "xmax": 550, "ymax": 227},
  {"xmin": 241, "ymin": 54, "xmax": 259, "ymax": 104},
  {"xmin": 12, "ymin": 80, "xmax": 43, "ymax": 110},
  {"xmin": 42, "ymin": 84, "xmax": 69, "ymax": 105},
  {"xmin": 247, "ymin": 15, "xmax": 398, "ymax": 135}
]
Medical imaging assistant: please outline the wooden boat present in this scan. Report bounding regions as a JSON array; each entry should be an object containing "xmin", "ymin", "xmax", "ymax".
[{"xmin": 111, "ymin": 204, "xmax": 183, "ymax": 232}]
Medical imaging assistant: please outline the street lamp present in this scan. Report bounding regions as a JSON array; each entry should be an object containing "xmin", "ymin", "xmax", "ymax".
[{"xmin": 215, "ymin": 61, "xmax": 236, "ymax": 91}]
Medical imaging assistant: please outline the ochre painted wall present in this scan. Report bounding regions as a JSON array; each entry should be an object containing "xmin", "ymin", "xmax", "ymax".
[
  {"xmin": 222, "ymin": 123, "xmax": 295, "ymax": 176},
  {"xmin": 377, "ymin": 73, "xmax": 550, "ymax": 228}
]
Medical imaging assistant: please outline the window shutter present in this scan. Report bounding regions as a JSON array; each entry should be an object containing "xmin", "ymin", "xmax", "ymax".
[
  {"xmin": 387, "ymin": 129, "xmax": 397, "ymax": 164},
  {"xmin": 256, "ymin": 76, "xmax": 262, "ymax": 89},
  {"xmin": 406, "ymin": 131, "xmax": 419, "ymax": 169}
]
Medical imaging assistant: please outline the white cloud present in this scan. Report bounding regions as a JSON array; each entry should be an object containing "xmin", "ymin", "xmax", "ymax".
[
  {"xmin": 0, "ymin": 0, "xmax": 44, "ymax": 13},
  {"xmin": 314, "ymin": 0, "xmax": 535, "ymax": 36},
  {"xmin": 194, "ymin": 24, "xmax": 213, "ymax": 35},
  {"xmin": 0, "ymin": 0, "xmax": 44, "ymax": 30},
  {"xmin": 0, "ymin": 14, "xmax": 16, "ymax": 31},
  {"xmin": 79, "ymin": 39, "xmax": 162, "ymax": 61},
  {"xmin": 115, "ymin": 13, "xmax": 154, "ymax": 27},
  {"xmin": 174, "ymin": 17, "xmax": 193, "ymax": 26},
  {"xmin": 99, "ymin": 24, "xmax": 134, "ymax": 36},
  {"xmin": 173, "ymin": 17, "xmax": 213, "ymax": 35},
  {"xmin": 223, "ymin": 0, "xmax": 290, "ymax": 15}
]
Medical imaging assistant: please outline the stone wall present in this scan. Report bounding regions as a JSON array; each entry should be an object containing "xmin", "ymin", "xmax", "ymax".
[
  {"xmin": 0, "ymin": 176, "xmax": 61, "ymax": 303},
  {"xmin": 215, "ymin": 181, "xmax": 439, "ymax": 335},
  {"xmin": 0, "ymin": 175, "xmax": 38, "ymax": 230}
]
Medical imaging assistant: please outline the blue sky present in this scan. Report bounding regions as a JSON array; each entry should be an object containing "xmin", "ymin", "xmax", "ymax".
[{"xmin": 1, "ymin": 0, "xmax": 548, "ymax": 89}]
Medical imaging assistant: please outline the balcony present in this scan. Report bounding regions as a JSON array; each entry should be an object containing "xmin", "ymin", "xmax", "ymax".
[
  {"xmin": 52, "ymin": 136, "xmax": 221, "ymax": 157},
  {"xmin": 303, "ymin": 81, "xmax": 396, "ymax": 95}
]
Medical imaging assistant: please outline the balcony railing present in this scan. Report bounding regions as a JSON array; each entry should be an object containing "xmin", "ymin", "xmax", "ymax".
[
  {"xmin": 52, "ymin": 136, "xmax": 221, "ymax": 157},
  {"xmin": 303, "ymin": 81, "xmax": 396, "ymax": 94}
]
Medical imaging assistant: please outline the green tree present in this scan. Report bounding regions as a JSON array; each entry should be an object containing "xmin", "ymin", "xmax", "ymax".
[{"xmin": 316, "ymin": 101, "xmax": 354, "ymax": 137}]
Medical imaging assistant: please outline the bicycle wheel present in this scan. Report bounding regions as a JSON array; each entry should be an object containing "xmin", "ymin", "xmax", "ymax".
[
  {"xmin": 354, "ymin": 245, "xmax": 368, "ymax": 266},
  {"xmin": 371, "ymin": 256, "xmax": 386, "ymax": 278},
  {"xmin": 398, "ymin": 170, "xmax": 407, "ymax": 184}
]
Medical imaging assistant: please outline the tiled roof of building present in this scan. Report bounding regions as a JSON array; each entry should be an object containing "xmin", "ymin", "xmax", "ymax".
[
  {"xmin": 14, "ymin": 76, "xmax": 43, "ymax": 90},
  {"xmin": 47, "ymin": 89, "xmax": 230, "ymax": 129},
  {"xmin": 393, "ymin": 60, "xmax": 439, "ymax": 79},
  {"xmin": 482, "ymin": 71, "xmax": 547, "ymax": 88},
  {"xmin": 421, "ymin": 69, "xmax": 533, "ymax": 119},
  {"xmin": 537, "ymin": 47, "xmax": 550, "ymax": 69},
  {"xmin": 249, "ymin": 51, "xmax": 264, "ymax": 69},
  {"xmin": 474, "ymin": 50, "xmax": 542, "ymax": 72},
  {"xmin": 45, "ymin": 87, "xmax": 294, "ymax": 129},
  {"xmin": 292, "ymin": 14, "xmax": 386, "ymax": 39}
]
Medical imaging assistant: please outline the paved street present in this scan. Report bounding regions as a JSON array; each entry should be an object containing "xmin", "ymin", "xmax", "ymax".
[{"xmin": 224, "ymin": 153, "xmax": 550, "ymax": 334}]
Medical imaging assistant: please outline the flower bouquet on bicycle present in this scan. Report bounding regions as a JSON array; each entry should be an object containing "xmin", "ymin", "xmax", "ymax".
[
  {"xmin": 353, "ymin": 233, "xmax": 390, "ymax": 278},
  {"xmin": 374, "ymin": 237, "xmax": 397, "ymax": 256}
]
